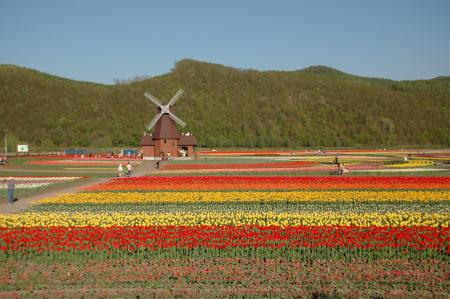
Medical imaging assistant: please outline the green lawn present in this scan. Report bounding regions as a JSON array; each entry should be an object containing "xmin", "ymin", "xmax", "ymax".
[{"xmin": 0, "ymin": 157, "xmax": 117, "ymax": 178}]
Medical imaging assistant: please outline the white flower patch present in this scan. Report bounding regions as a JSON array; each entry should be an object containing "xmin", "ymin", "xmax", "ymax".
[
  {"xmin": 5, "ymin": 177, "xmax": 82, "ymax": 181},
  {"xmin": 0, "ymin": 176, "xmax": 82, "ymax": 190},
  {"xmin": 0, "ymin": 182, "xmax": 52, "ymax": 189}
]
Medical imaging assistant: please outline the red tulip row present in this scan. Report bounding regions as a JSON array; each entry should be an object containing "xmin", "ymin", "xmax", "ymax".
[
  {"xmin": 161, "ymin": 161, "xmax": 318, "ymax": 170},
  {"xmin": 83, "ymin": 176, "xmax": 450, "ymax": 191},
  {"xmin": 28, "ymin": 160, "xmax": 141, "ymax": 166},
  {"xmin": 197, "ymin": 149, "xmax": 399, "ymax": 156},
  {"xmin": 1, "ymin": 225, "xmax": 448, "ymax": 252}
]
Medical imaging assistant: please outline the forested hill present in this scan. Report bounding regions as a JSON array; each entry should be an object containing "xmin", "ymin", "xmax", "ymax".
[{"xmin": 0, "ymin": 59, "xmax": 449, "ymax": 149}]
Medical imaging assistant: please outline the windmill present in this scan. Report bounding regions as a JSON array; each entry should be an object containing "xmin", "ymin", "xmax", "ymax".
[{"xmin": 140, "ymin": 89, "xmax": 197, "ymax": 160}]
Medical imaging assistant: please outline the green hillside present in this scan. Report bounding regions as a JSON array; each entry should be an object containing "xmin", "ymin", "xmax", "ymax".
[{"xmin": 0, "ymin": 59, "xmax": 449, "ymax": 149}]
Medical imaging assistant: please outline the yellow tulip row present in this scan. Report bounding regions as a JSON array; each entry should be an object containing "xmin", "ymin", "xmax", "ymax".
[
  {"xmin": 412, "ymin": 156, "xmax": 450, "ymax": 161},
  {"xmin": 0, "ymin": 211, "xmax": 448, "ymax": 227},
  {"xmin": 387, "ymin": 160, "xmax": 434, "ymax": 168},
  {"xmin": 36, "ymin": 190, "xmax": 450, "ymax": 204}
]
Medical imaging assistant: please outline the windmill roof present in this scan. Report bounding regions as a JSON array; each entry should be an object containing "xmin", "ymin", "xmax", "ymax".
[
  {"xmin": 179, "ymin": 135, "xmax": 198, "ymax": 146},
  {"xmin": 140, "ymin": 135, "xmax": 154, "ymax": 146},
  {"xmin": 152, "ymin": 114, "xmax": 180, "ymax": 139}
]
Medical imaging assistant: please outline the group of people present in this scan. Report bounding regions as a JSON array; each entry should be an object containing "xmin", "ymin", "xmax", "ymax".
[
  {"xmin": 160, "ymin": 151, "xmax": 171, "ymax": 161},
  {"xmin": 333, "ymin": 156, "xmax": 349, "ymax": 176},
  {"xmin": 109, "ymin": 150, "xmax": 144, "ymax": 159},
  {"xmin": 117, "ymin": 162, "xmax": 134, "ymax": 177},
  {"xmin": 336, "ymin": 162, "xmax": 349, "ymax": 176}
]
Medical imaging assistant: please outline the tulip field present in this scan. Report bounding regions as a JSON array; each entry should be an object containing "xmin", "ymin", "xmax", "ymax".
[{"xmin": 1, "ymin": 175, "xmax": 449, "ymax": 297}]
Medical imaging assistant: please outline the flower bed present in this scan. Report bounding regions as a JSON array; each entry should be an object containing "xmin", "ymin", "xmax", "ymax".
[
  {"xmin": 197, "ymin": 149, "xmax": 406, "ymax": 157},
  {"xmin": 387, "ymin": 160, "xmax": 434, "ymax": 168},
  {"xmin": 0, "ymin": 174, "xmax": 448, "ymax": 296},
  {"xmin": 83, "ymin": 176, "xmax": 450, "ymax": 191},
  {"xmin": 28, "ymin": 160, "xmax": 141, "ymax": 166},
  {"xmin": 2, "ymin": 257, "xmax": 447, "ymax": 298},
  {"xmin": 37, "ymin": 190, "xmax": 450, "ymax": 204},
  {"xmin": 161, "ymin": 161, "xmax": 318, "ymax": 170},
  {"xmin": 1, "ymin": 211, "xmax": 448, "ymax": 227},
  {"xmin": 1, "ymin": 226, "xmax": 447, "ymax": 252}
]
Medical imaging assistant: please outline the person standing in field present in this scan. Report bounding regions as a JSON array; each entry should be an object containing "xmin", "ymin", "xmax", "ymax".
[
  {"xmin": 336, "ymin": 163, "xmax": 342, "ymax": 175},
  {"xmin": 118, "ymin": 163, "xmax": 124, "ymax": 177},
  {"xmin": 342, "ymin": 164, "xmax": 349, "ymax": 175},
  {"xmin": 7, "ymin": 177, "xmax": 15, "ymax": 204},
  {"xmin": 126, "ymin": 162, "xmax": 133, "ymax": 177}
]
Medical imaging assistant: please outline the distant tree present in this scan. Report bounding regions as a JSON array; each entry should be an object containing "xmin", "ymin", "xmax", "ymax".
[{"xmin": 5, "ymin": 131, "xmax": 19, "ymax": 152}]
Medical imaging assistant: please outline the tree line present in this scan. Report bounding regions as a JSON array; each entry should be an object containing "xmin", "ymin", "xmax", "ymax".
[{"xmin": 0, "ymin": 60, "xmax": 448, "ymax": 150}]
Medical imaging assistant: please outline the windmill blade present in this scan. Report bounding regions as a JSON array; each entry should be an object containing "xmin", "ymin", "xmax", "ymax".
[
  {"xmin": 144, "ymin": 92, "xmax": 163, "ymax": 108},
  {"xmin": 146, "ymin": 112, "xmax": 163, "ymax": 131},
  {"xmin": 168, "ymin": 111, "xmax": 187, "ymax": 127},
  {"xmin": 167, "ymin": 89, "xmax": 184, "ymax": 106}
]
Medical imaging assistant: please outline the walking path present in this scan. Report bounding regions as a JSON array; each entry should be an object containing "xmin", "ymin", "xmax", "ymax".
[
  {"xmin": 0, "ymin": 160, "xmax": 158, "ymax": 214},
  {"xmin": 132, "ymin": 160, "xmax": 158, "ymax": 176}
]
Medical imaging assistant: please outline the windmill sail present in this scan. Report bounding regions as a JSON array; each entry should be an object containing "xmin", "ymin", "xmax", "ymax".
[
  {"xmin": 146, "ymin": 112, "xmax": 163, "ymax": 131},
  {"xmin": 168, "ymin": 111, "xmax": 186, "ymax": 127}
]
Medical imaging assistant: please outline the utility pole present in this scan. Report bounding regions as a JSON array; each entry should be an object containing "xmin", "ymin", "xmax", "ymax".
[{"xmin": 4, "ymin": 129, "xmax": 7, "ymax": 157}]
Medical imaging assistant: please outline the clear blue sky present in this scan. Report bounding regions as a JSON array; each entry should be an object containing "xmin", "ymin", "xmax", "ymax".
[{"xmin": 1, "ymin": 0, "xmax": 449, "ymax": 84}]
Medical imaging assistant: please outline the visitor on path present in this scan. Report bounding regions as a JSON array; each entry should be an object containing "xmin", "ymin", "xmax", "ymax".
[
  {"xmin": 126, "ymin": 162, "xmax": 133, "ymax": 177},
  {"xmin": 118, "ymin": 164, "xmax": 124, "ymax": 177},
  {"xmin": 341, "ymin": 164, "xmax": 349, "ymax": 176},
  {"xmin": 7, "ymin": 177, "xmax": 15, "ymax": 204},
  {"xmin": 336, "ymin": 163, "xmax": 342, "ymax": 175}
]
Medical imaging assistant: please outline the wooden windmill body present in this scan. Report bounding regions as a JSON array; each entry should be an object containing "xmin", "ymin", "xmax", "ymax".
[{"xmin": 140, "ymin": 90, "xmax": 197, "ymax": 160}]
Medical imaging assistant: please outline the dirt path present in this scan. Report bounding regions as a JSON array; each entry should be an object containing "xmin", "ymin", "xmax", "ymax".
[
  {"xmin": 0, "ymin": 161, "xmax": 158, "ymax": 214},
  {"xmin": 132, "ymin": 160, "xmax": 158, "ymax": 176}
]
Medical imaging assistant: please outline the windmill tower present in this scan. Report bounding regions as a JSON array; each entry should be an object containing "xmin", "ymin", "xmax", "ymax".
[{"xmin": 140, "ymin": 89, "xmax": 197, "ymax": 160}]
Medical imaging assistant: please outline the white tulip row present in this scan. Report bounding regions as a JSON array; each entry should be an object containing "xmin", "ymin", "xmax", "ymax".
[
  {"xmin": 0, "ymin": 183, "xmax": 52, "ymax": 189},
  {"xmin": 1, "ymin": 176, "xmax": 82, "ymax": 181}
]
